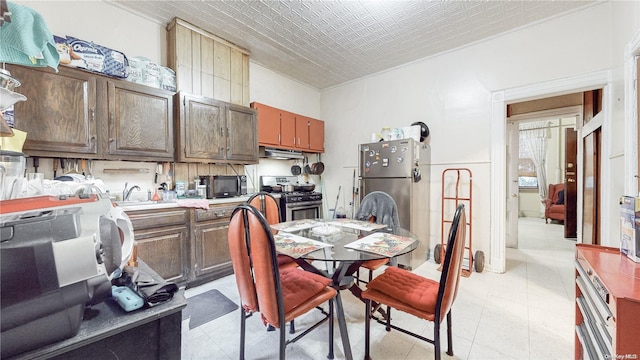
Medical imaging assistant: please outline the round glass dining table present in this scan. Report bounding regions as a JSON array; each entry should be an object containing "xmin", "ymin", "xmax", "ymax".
[
  {"xmin": 271, "ymin": 218, "xmax": 419, "ymax": 360},
  {"xmin": 272, "ymin": 218, "xmax": 419, "ymax": 264}
]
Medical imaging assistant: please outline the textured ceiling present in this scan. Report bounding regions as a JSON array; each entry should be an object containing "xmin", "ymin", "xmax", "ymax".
[{"xmin": 108, "ymin": 0, "xmax": 597, "ymax": 90}]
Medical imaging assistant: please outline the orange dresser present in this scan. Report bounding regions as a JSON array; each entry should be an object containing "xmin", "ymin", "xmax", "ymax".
[{"xmin": 575, "ymin": 244, "xmax": 640, "ymax": 359}]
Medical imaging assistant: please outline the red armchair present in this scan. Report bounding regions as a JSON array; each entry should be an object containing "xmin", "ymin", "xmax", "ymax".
[{"xmin": 545, "ymin": 183, "xmax": 565, "ymax": 223}]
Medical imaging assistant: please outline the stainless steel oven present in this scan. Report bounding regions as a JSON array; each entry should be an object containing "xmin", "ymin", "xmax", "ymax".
[
  {"xmin": 281, "ymin": 193, "xmax": 323, "ymax": 222},
  {"xmin": 259, "ymin": 175, "xmax": 323, "ymax": 222}
]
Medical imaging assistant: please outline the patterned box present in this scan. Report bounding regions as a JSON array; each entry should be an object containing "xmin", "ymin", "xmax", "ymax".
[{"xmin": 620, "ymin": 196, "xmax": 640, "ymax": 262}]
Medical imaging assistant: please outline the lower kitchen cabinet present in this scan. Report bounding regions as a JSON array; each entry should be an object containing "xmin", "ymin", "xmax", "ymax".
[
  {"xmin": 126, "ymin": 208, "xmax": 190, "ymax": 284},
  {"xmin": 125, "ymin": 203, "xmax": 240, "ymax": 286},
  {"xmin": 192, "ymin": 203, "xmax": 239, "ymax": 286}
]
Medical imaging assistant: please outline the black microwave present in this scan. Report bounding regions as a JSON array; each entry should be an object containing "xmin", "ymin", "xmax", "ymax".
[{"xmin": 200, "ymin": 175, "xmax": 247, "ymax": 199}]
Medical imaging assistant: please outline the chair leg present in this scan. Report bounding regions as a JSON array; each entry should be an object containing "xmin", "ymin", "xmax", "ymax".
[
  {"xmin": 364, "ymin": 299, "xmax": 372, "ymax": 360},
  {"xmin": 240, "ymin": 309, "xmax": 246, "ymax": 360},
  {"xmin": 289, "ymin": 320, "xmax": 295, "ymax": 334},
  {"xmin": 446, "ymin": 311, "xmax": 454, "ymax": 356},
  {"xmin": 327, "ymin": 299, "xmax": 334, "ymax": 359},
  {"xmin": 385, "ymin": 306, "xmax": 391, "ymax": 332},
  {"xmin": 280, "ymin": 326, "xmax": 286, "ymax": 360},
  {"xmin": 434, "ymin": 318, "xmax": 441, "ymax": 360}
]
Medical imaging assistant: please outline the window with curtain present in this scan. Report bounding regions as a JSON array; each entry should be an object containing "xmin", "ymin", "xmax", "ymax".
[{"xmin": 519, "ymin": 121, "xmax": 550, "ymax": 199}]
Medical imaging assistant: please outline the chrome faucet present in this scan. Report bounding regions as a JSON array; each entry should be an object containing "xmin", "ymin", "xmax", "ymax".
[{"xmin": 123, "ymin": 182, "xmax": 141, "ymax": 201}]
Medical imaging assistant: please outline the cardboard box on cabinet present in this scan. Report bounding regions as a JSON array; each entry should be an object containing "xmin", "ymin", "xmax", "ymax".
[{"xmin": 620, "ymin": 196, "xmax": 640, "ymax": 262}]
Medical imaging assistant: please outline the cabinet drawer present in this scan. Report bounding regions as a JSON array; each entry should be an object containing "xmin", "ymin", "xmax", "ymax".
[
  {"xmin": 127, "ymin": 208, "xmax": 190, "ymax": 230},
  {"xmin": 194, "ymin": 204, "xmax": 239, "ymax": 222}
]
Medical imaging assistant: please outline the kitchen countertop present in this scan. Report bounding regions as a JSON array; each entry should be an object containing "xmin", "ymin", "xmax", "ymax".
[
  {"xmin": 7, "ymin": 260, "xmax": 186, "ymax": 360},
  {"xmin": 117, "ymin": 194, "xmax": 253, "ymax": 211}
]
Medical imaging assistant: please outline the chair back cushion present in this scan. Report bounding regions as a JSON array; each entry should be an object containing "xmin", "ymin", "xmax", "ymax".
[
  {"xmin": 355, "ymin": 191, "xmax": 400, "ymax": 227},
  {"xmin": 437, "ymin": 204, "xmax": 467, "ymax": 320},
  {"xmin": 240, "ymin": 208, "xmax": 283, "ymax": 326},
  {"xmin": 248, "ymin": 192, "xmax": 281, "ymax": 225},
  {"xmin": 228, "ymin": 208, "xmax": 260, "ymax": 313}
]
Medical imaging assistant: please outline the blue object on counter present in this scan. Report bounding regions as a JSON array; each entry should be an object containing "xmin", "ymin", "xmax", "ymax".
[{"xmin": 112, "ymin": 285, "xmax": 144, "ymax": 312}]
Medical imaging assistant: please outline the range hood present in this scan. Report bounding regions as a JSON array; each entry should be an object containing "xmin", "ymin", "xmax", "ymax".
[{"xmin": 259, "ymin": 147, "xmax": 304, "ymax": 160}]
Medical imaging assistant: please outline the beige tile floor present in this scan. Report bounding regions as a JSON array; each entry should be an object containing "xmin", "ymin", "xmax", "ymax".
[{"xmin": 182, "ymin": 217, "xmax": 576, "ymax": 359}]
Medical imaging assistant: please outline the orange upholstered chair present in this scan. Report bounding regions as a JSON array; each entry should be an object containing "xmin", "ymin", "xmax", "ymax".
[
  {"xmin": 544, "ymin": 183, "xmax": 565, "ymax": 223},
  {"xmin": 228, "ymin": 204, "xmax": 337, "ymax": 360},
  {"xmin": 362, "ymin": 204, "xmax": 466, "ymax": 360},
  {"xmin": 247, "ymin": 192, "xmax": 298, "ymax": 270}
]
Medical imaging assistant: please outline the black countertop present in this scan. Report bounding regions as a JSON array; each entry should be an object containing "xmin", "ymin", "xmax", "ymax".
[{"xmin": 8, "ymin": 261, "xmax": 186, "ymax": 360}]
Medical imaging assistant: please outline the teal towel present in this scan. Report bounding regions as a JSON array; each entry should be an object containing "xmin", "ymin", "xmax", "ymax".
[{"xmin": 0, "ymin": 2, "xmax": 59, "ymax": 70}]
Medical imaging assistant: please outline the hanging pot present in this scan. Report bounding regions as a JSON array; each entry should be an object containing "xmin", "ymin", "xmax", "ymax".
[
  {"xmin": 304, "ymin": 157, "xmax": 312, "ymax": 174},
  {"xmin": 291, "ymin": 163, "xmax": 302, "ymax": 175},
  {"xmin": 311, "ymin": 162, "xmax": 325, "ymax": 175}
]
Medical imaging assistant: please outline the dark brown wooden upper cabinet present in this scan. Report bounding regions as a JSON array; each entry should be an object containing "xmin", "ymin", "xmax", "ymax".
[
  {"xmin": 106, "ymin": 80, "xmax": 174, "ymax": 161},
  {"xmin": 176, "ymin": 92, "xmax": 257, "ymax": 164},
  {"xmin": 7, "ymin": 65, "xmax": 99, "ymax": 157},
  {"xmin": 7, "ymin": 65, "xmax": 175, "ymax": 161}
]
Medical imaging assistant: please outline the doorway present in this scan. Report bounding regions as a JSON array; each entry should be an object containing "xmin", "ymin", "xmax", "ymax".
[
  {"xmin": 505, "ymin": 109, "xmax": 580, "ymax": 249},
  {"xmin": 489, "ymin": 70, "xmax": 611, "ymax": 273}
]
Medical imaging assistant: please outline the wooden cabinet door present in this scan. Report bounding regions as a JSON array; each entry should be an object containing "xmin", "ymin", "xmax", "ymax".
[
  {"xmin": 192, "ymin": 204, "xmax": 237, "ymax": 282},
  {"xmin": 8, "ymin": 65, "xmax": 99, "ymax": 157},
  {"xmin": 176, "ymin": 93, "xmax": 225, "ymax": 162},
  {"xmin": 226, "ymin": 103, "xmax": 257, "ymax": 163},
  {"xmin": 193, "ymin": 219, "xmax": 232, "ymax": 279},
  {"xmin": 295, "ymin": 116, "xmax": 310, "ymax": 150},
  {"xmin": 252, "ymin": 102, "xmax": 280, "ymax": 146},
  {"xmin": 280, "ymin": 111, "xmax": 296, "ymax": 148},
  {"xmin": 135, "ymin": 225, "xmax": 189, "ymax": 283},
  {"xmin": 308, "ymin": 117, "xmax": 325, "ymax": 152},
  {"xmin": 107, "ymin": 80, "xmax": 174, "ymax": 160},
  {"xmin": 127, "ymin": 208, "xmax": 190, "ymax": 284}
]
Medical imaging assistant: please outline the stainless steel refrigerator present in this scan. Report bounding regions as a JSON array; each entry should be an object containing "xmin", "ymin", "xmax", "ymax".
[{"xmin": 359, "ymin": 138, "xmax": 431, "ymax": 270}]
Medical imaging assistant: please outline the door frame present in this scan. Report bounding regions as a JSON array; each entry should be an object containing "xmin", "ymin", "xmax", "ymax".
[
  {"xmin": 624, "ymin": 29, "xmax": 640, "ymax": 195},
  {"xmin": 490, "ymin": 70, "xmax": 611, "ymax": 273},
  {"xmin": 506, "ymin": 107, "xmax": 581, "ymax": 248}
]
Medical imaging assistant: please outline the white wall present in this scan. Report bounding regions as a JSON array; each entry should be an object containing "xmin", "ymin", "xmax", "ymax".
[
  {"xmin": 320, "ymin": 2, "xmax": 640, "ymax": 269},
  {"xmin": 13, "ymin": 1, "xmax": 166, "ymax": 66}
]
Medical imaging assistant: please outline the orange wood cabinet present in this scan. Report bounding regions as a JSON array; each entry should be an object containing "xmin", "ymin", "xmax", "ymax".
[
  {"xmin": 575, "ymin": 244, "xmax": 640, "ymax": 359},
  {"xmin": 251, "ymin": 102, "xmax": 324, "ymax": 153}
]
